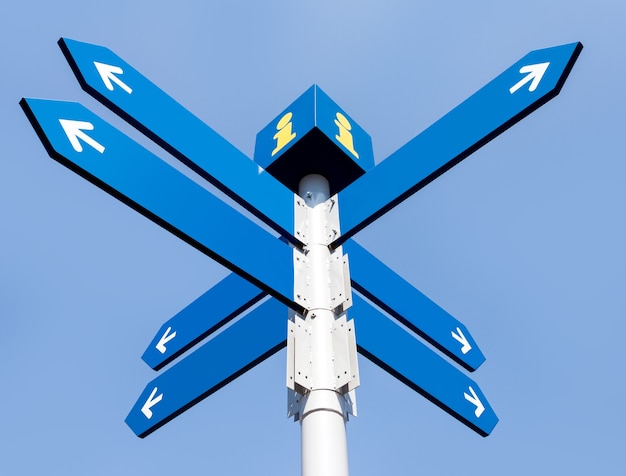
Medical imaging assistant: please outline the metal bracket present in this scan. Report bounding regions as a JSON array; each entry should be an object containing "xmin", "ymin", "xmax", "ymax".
[
  {"xmin": 287, "ymin": 313, "xmax": 359, "ymax": 394},
  {"xmin": 287, "ymin": 315, "xmax": 312, "ymax": 393},
  {"xmin": 294, "ymin": 192, "xmax": 341, "ymax": 248},
  {"xmin": 329, "ymin": 249, "xmax": 352, "ymax": 314},
  {"xmin": 293, "ymin": 248, "xmax": 310, "ymax": 310},
  {"xmin": 332, "ymin": 315, "xmax": 360, "ymax": 393},
  {"xmin": 343, "ymin": 389, "xmax": 358, "ymax": 418},
  {"xmin": 326, "ymin": 194, "xmax": 340, "ymax": 244},
  {"xmin": 294, "ymin": 247, "xmax": 352, "ymax": 313},
  {"xmin": 294, "ymin": 194, "xmax": 308, "ymax": 245},
  {"xmin": 287, "ymin": 388, "xmax": 304, "ymax": 421},
  {"xmin": 287, "ymin": 313, "xmax": 359, "ymax": 421}
]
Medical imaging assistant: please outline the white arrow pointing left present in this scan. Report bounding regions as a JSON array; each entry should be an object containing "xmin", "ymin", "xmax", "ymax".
[
  {"xmin": 509, "ymin": 62, "xmax": 550, "ymax": 94},
  {"xmin": 58, "ymin": 119, "xmax": 105, "ymax": 153},
  {"xmin": 156, "ymin": 326, "xmax": 177, "ymax": 354},
  {"xmin": 451, "ymin": 327, "xmax": 472, "ymax": 355},
  {"xmin": 93, "ymin": 61, "xmax": 133, "ymax": 94},
  {"xmin": 141, "ymin": 387, "xmax": 163, "ymax": 419},
  {"xmin": 464, "ymin": 385, "xmax": 485, "ymax": 418}
]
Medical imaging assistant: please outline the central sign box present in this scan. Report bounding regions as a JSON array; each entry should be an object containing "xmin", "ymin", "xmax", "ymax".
[{"xmin": 254, "ymin": 85, "xmax": 375, "ymax": 195}]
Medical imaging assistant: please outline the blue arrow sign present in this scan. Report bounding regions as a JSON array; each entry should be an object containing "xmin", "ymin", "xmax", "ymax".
[
  {"xmin": 334, "ymin": 42, "xmax": 583, "ymax": 245},
  {"xmin": 352, "ymin": 294, "xmax": 498, "ymax": 436},
  {"xmin": 20, "ymin": 98, "xmax": 299, "ymax": 312},
  {"xmin": 126, "ymin": 298, "xmax": 286, "ymax": 438},
  {"xmin": 58, "ymin": 38, "xmax": 299, "ymax": 245},
  {"xmin": 345, "ymin": 240, "xmax": 485, "ymax": 371},
  {"xmin": 142, "ymin": 273, "xmax": 265, "ymax": 370}
]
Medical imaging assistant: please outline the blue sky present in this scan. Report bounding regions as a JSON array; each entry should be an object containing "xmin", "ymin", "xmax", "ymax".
[{"xmin": 2, "ymin": 1, "xmax": 624, "ymax": 474}]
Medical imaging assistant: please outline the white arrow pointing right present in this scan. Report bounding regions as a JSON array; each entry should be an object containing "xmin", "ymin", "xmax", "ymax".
[
  {"xmin": 141, "ymin": 387, "xmax": 163, "ymax": 419},
  {"xmin": 94, "ymin": 61, "xmax": 133, "ymax": 94},
  {"xmin": 156, "ymin": 326, "xmax": 177, "ymax": 354},
  {"xmin": 509, "ymin": 62, "xmax": 550, "ymax": 94},
  {"xmin": 464, "ymin": 385, "xmax": 485, "ymax": 418},
  {"xmin": 451, "ymin": 327, "xmax": 472, "ymax": 354},
  {"xmin": 58, "ymin": 119, "xmax": 105, "ymax": 153}
]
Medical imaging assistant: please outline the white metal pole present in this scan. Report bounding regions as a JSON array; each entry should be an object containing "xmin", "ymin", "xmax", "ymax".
[{"xmin": 298, "ymin": 174, "xmax": 350, "ymax": 476}]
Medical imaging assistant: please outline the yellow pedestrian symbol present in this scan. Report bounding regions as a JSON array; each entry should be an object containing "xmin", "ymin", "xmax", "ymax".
[
  {"xmin": 334, "ymin": 112, "xmax": 359, "ymax": 159},
  {"xmin": 271, "ymin": 112, "xmax": 297, "ymax": 156}
]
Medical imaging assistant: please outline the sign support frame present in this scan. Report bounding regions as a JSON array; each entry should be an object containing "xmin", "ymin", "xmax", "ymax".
[{"xmin": 293, "ymin": 174, "xmax": 354, "ymax": 476}]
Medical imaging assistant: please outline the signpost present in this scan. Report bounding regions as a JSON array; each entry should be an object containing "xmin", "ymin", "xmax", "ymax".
[{"xmin": 21, "ymin": 37, "xmax": 582, "ymax": 475}]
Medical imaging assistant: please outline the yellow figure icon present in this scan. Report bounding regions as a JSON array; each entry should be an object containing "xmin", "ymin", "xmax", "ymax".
[
  {"xmin": 271, "ymin": 112, "xmax": 297, "ymax": 156},
  {"xmin": 334, "ymin": 112, "xmax": 359, "ymax": 159}
]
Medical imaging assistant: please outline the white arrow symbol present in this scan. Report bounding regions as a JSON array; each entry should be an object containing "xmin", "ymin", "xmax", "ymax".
[
  {"xmin": 156, "ymin": 326, "xmax": 177, "ymax": 354},
  {"xmin": 464, "ymin": 386, "xmax": 485, "ymax": 418},
  {"xmin": 141, "ymin": 387, "xmax": 163, "ymax": 419},
  {"xmin": 509, "ymin": 62, "xmax": 550, "ymax": 94},
  {"xmin": 451, "ymin": 327, "xmax": 472, "ymax": 355},
  {"xmin": 58, "ymin": 119, "xmax": 105, "ymax": 154},
  {"xmin": 93, "ymin": 61, "xmax": 133, "ymax": 94}
]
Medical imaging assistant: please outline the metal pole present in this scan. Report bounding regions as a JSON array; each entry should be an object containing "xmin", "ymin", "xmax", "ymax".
[{"xmin": 298, "ymin": 174, "xmax": 350, "ymax": 476}]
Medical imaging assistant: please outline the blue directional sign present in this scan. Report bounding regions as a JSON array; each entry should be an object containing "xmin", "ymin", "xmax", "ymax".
[
  {"xmin": 334, "ymin": 42, "xmax": 583, "ymax": 244},
  {"xmin": 352, "ymin": 294, "xmax": 498, "ymax": 436},
  {"xmin": 345, "ymin": 240, "xmax": 484, "ymax": 371},
  {"xmin": 58, "ymin": 38, "xmax": 299, "ymax": 245},
  {"xmin": 126, "ymin": 298, "xmax": 286, "ymax": 438},
  {"xmin": 142, "ymin": 273, "xmax": 265, "ymax": 370},
  {"xmin": 19, "ymin": 98, "xmax": 299, "ymax": 312}
]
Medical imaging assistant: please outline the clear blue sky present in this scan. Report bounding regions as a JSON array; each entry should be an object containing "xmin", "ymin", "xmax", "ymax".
[{"xmin": 2, "ymin": 1, "xmax": 624, "ymax": 474}]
